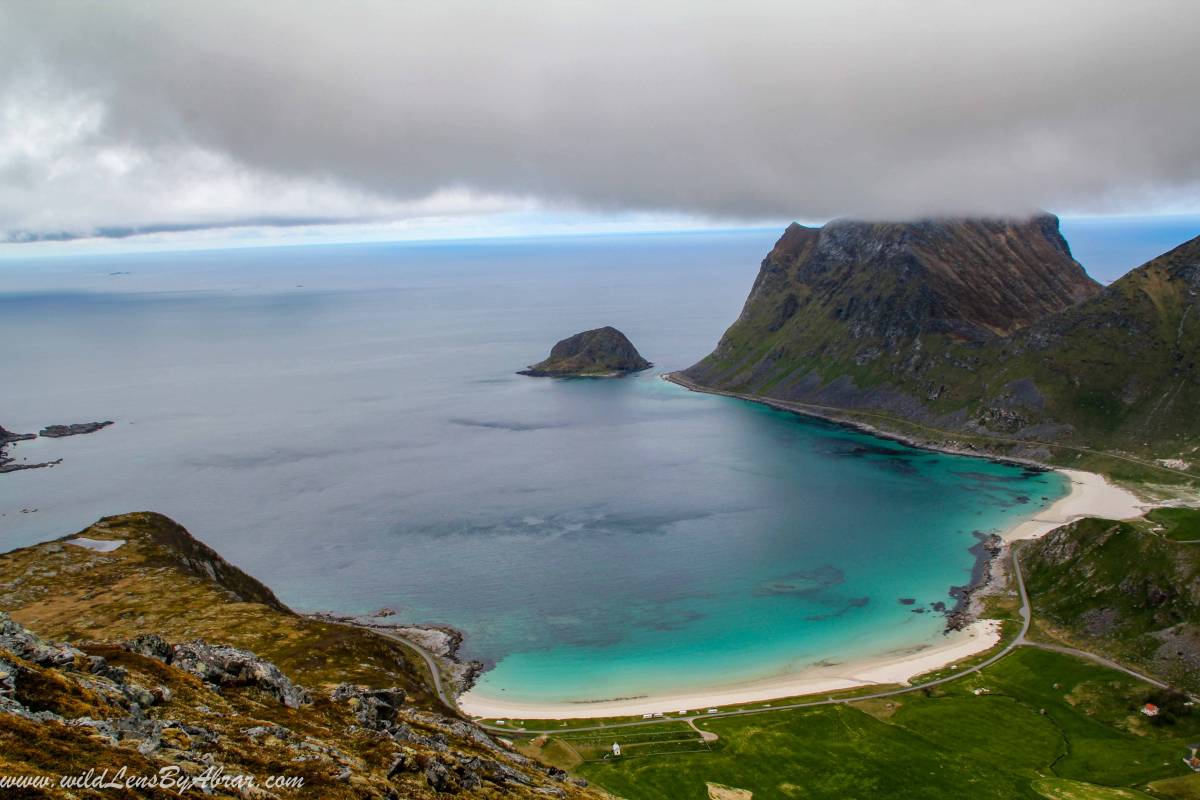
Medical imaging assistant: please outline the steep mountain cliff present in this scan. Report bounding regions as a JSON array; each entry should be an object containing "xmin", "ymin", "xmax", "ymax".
[{"xmin": 681, "ymin": 216, "xmax": 1200, "ymax": 466}]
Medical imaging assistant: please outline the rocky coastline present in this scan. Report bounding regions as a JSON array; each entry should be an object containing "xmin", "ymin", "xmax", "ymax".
[
  {"xmin": 308, "ymin": 612, "xmax": 486, "ymax": 695},
  {"xmin": 664, "ymin": 372, "xmax": 1057, "ymax": 470},
  {"xmin": 0, "ymin": 420, "xmax": 114, "ymax": 474},
  {"xmin": 942, "ymin": 532, "xmax": 1005, "ymax": 632},
  {"xmin": 0, "ymin": 425, "xmax": 52, "ymax": 473}
]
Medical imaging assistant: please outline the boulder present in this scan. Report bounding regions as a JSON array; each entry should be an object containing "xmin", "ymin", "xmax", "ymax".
[{"xmin": 171, "ymin": 640, "xmax": 311, "ymax": 708}]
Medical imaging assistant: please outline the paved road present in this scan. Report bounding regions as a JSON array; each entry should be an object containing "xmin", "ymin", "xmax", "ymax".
[
  {"xmin": 473, "ymin": 545, "xmax": 1188, "ymax": 736},
  {"xmin": 314, "ymin": 618, "xmax": 458, "ymax": 711},
  {"xmin": 370, "ymin": 627, "xmax": 457, "ymax": 709}
]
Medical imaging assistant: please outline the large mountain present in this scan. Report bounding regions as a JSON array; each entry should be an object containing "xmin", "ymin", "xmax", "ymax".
[{"xmin": 681, "ymin": 215, "xmax": 1200, "ymax": 466}]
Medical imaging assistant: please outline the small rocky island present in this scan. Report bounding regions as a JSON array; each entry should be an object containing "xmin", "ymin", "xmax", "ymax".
[
  {"xmin": 519, "ymin": 326, "xmax": 652, "ymax": 377},
  {"xmin": 39, "ymin": 421, "xmax": 114, "ymax": 438}
]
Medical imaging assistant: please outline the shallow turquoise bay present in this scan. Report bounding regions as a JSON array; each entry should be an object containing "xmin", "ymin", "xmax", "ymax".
[{"xmin": 0, "ymin": 231, "xmax": 1065, "ymax": 705}]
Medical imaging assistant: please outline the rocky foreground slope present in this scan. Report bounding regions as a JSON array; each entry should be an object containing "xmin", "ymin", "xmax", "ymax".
[
  {"xmin": 0, "ymin": 513, "xmax": 601, "ymax": 799},
  {"xmin": 682, "ymin": 215, "xmax": 1200, "ymax": 467}
]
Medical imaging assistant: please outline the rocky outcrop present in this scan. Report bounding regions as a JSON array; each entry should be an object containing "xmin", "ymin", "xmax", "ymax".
[
  {"xmin": 0, "ymin": 612, "xmax": 170, "ymax": 722},
  {"xmin": 0, "ymin": 611, "xmax": 85, "ymax": 669},
  {"xmin": 520, "ymin": 326, "xmax": 652, "ymax": 377},
  {"xmin": 169, "ymin": 641, "xmax": 312, "ymax": 708},
  {"xmin": 39, "ymin": 421, "xmax": 113, "ymax": 437},
  {"xmin": 944, "ymin": 533, "xmax": 1004, "ymax": 632}
]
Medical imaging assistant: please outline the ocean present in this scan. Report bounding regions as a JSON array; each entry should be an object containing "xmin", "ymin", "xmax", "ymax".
[{"xmin": 2, "ymin": 220, "xmax": 1181, "ymax": 706}]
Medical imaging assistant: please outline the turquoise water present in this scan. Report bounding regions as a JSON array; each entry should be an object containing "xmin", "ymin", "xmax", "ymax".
[
  {"xmin": 0, "ymin": 230, "xmax": 1069, "ymax": 705},
  {"xmin": 464, "ymin": 380, "xmax": 1065, "ymax": 703}
]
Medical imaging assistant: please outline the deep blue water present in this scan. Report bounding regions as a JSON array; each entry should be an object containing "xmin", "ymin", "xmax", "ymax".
[{"xmin": 1, "ymin": 221, "xmax": 1179, "ymax": 704}]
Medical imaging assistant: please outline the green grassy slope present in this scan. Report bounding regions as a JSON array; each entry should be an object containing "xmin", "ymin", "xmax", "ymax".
[
  {"xmin": 1021, "ymin": 513, "xmax": 1200, "ymax": 693},
  {"xmin": 573, "ymin": 648, "xmax": 1200, "ymax": 800}
]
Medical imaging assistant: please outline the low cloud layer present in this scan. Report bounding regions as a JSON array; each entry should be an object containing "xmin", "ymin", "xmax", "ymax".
[{"xmin": 2, "ymin": 1, "xmax": 1199, "ymax": 239}]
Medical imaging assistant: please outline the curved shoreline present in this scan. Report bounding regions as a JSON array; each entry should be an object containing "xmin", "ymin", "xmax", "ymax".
[
  {"xmin": 459, "ymin": 619, "xmax": 1004, "ymax": 720},
  {"xmin": 457, "ymin": 383, "xmax": 1149, "ymax": 721}
]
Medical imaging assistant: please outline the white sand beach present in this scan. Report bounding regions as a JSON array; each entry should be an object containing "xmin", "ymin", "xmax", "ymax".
[
  {"xmin": 1003, "ymin": 468, "xmax": 1147, "ymax": 541},
  {"xmin": 458, "ymin": 467, "xmax": 1150, "ymax": 721},
  {"xmin": 459, "ymin": 619, "xmax": 1002, "ymax": 720}
]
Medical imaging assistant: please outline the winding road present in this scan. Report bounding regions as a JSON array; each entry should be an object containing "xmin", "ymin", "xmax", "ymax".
[
  {"xmin": 314, "ymin": 618, "xmax": 458, "ymax": 711},
  {"xmin": 372, "ymin": 628, "xmax": 456, "ymax": 708}
]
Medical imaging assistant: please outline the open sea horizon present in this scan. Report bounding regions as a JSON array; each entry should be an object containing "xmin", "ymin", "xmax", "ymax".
[{"xmin": 2, "ymin": 220, "xmax": 1187, "ymax": 705}]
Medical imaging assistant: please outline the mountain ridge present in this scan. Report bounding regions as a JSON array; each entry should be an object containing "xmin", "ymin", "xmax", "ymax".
[{"xmin": 682, "ymin": 215, "xmax": 1200, "ymax": 469}]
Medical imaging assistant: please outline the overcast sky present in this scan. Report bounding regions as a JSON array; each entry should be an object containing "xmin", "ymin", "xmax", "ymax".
[{"xmin": 2, "ymin": 1, "xmax": 1199, "ymax": 245}]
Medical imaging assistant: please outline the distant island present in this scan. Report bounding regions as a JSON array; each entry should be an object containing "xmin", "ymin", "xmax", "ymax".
[
  {"xmin": 0, "ymin": 420, "xmax": 114, "ymax": 473},
  {"xmin": 39, "ymin": 421, "xmax": 113, "ymax": 438},
  {"xmin": 519, "ymin": 326, "xmax": 652, "ymax": 378}
]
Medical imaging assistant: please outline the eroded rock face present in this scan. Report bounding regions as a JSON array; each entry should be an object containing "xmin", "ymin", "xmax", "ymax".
[
  {"xmin": 119, "ymin": 633, "xmax": 313, "ymax": 709},
  {"xmin": 170, "ymin": 641, "xmax": 312, "ymax": 708},
  {"xmin": 520, "ymin": 326, "xmax": 652, "ymax": 377}
]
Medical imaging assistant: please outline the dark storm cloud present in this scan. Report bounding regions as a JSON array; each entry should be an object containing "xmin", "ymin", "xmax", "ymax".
[{"xmin": 2, "ymin": 0, "xmax": 1199, "ymax": 236}]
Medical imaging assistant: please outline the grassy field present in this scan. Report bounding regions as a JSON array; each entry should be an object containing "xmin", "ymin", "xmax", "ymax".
[
  {"xmin": 546, "ymin": 648, "xmax": 1200, "ymax": 800},
  {"xmin": 1147, "ymin": 508, "xmax": 1200, "ymax": 542}
]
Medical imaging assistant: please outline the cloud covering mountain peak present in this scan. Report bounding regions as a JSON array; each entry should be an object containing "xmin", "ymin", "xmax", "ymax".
[{"xmin": 2, "ymin": 1, "xmax": 1199, "ymax": 240}]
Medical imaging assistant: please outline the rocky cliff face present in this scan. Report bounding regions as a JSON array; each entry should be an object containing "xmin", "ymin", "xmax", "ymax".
[
  {"xmin": 683, "ymin": 216, "xmax": 1200, "ymax": 463},
  {"xmin": 0, "ymin": 513, "xmax": 601, "ymax": 799},
  {"xmin": 734, "ymin": 215, "xmax": 1098, "ymax": 345},
  {"xmin": 520, "ymin": 326, "xmax": 651, "ymax": 377}
]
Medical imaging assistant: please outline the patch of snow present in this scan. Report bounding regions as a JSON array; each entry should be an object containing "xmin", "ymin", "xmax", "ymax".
[{"xmin": 66, "ymin": 537, "xmax": 126, "ymax": 553}]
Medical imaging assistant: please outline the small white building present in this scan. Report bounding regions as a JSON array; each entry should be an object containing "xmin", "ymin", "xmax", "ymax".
[{"xmin": 612, "ymin": 742, "xmax": 621, "ymax": 757}]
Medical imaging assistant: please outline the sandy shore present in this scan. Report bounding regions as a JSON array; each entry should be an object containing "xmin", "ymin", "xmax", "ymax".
[
  {"xmin": 458, "ymin": 466, "xmax": 1151, "ymax": 721},
  {"xmin": 458, "ymin": 619, "xmax": 1001, "ymax": 720},
  {"xmin": 1003, "ymin": 468, "xmax": 1147, "ymax": 541}
]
